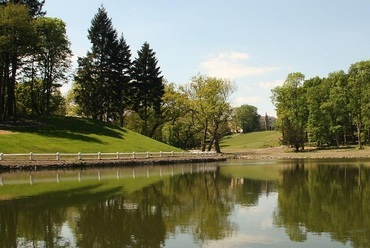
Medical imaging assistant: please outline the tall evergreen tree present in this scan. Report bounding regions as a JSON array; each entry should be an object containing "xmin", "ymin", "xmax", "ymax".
[
  {"xmin": 75, "ymin": 6, "xmax": 131, "ymax": 123},
  {"xmin": 131, "ymin": 42, "xmax": 164, "ymax": 136},
  {"xmin": 111, "ymin": 35, "xmax": 132, "ymax": 127}
]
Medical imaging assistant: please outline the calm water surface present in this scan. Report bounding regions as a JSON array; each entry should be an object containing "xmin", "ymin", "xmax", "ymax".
[{"xmin": 0, "ymin": 160, "xmax": 369, "ymax": 247}]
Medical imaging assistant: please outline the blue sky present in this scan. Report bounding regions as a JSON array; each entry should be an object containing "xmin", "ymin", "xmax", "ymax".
[{"xmin": 44, "ymin": 1, "xmax": 370, "ymax": 116}]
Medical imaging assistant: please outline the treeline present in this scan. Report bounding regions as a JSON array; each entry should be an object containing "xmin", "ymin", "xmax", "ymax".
[
  {"xmin": 0, "ymin": 2, "xmax": 240, "ymax": 152},
  {"xmin": 272, "ymin": 60, "xmax": 370, "ymax": 150},
  {"xmin": 72, "ymin": 6, "xmax": 164, "ymax": 137},
  {"xmin": 70, "ymin": 6, "xmax": 237, "ymax": 152},
  {"xmin": 0, "ymin": 0, "xmax": 71, "ymax": 118}
]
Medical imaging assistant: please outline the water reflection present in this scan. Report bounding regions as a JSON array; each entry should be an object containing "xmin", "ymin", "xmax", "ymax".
[
  {"xmin": 0, "ymin": 161, "xmax": 369, "ymax": 247},
  {"xmin": 273, "ymin": 161, "xmax": 370, "ymax": 247}
]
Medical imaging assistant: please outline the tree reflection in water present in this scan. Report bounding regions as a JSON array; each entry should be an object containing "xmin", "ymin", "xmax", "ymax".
[
  {"xmin": 0, "ymin": 166, "xmax": 239, "ymax": 247},
  {"xmin": 274, "ymin": 161, "xmax": 370, "ymax": 248},
  {"xmin": 0, "ymin": 161, "xmax": 370, "ymax": 247}
]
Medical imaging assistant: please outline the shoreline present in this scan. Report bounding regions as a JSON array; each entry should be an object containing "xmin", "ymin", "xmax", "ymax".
[
  {"xmin": 1, "ymin": 146, "xmax": 370, "ymax": 171},
  {"xmin": 223, "ymin": 146, "xmax": 370, "ymax": 160},
  {"xmin": 0, "ymin": 156, "xmax": 227, "ymax": 172}
]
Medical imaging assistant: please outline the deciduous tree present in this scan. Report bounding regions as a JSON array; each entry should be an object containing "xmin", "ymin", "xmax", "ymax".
[
  {"xmin": 271, "ymin": 72, "xmax": 308, "ymax": 151},
  {"xmin": 0, "ymin": 4, "xmax": 35, "ymax": 119},
  {"xmin": 186, "ymin": 75, "xmax": 235, "ymax": 153},
  {"xmin": 33, "ymin": 17, "xmax": 72, "ymax": 114},
  {"xmin": 348, "ymin": 60, "xmax": 370, "ymax": 149},
  {"xmin": 234, "ymin": 104, "xmax": 260, "ymax": 133}
]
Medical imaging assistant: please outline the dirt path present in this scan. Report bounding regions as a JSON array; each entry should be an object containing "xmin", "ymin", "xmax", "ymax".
[{"xmin": 223, "ymin": 146, "xmax": 370, "ymax": 159}]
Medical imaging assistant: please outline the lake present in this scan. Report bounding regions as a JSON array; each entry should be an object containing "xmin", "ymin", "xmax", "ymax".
[{"xmin": 0, "ymin": 159, "xmax": 369, "ymax": 247}]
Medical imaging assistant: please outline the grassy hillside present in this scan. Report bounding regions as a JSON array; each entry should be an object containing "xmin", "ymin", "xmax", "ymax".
[
  {"xmin": 220, "ymin": 131, "xmax": 281, "ymax": 150},
  {"xmin": 0, "ymin": 116, "xmax": 181, "ymax": 153}
]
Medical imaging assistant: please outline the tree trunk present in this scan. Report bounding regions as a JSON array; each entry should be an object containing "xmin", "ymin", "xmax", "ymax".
[
  {"xmin": 7, "ymin": 55, "xmax": 17, "ymax": 117},
  {"xmin": 201, "ymin": 119, "xmax": 208, "ymax": 152},
  {"xmin": 357, "ymin": 122, "xmax": 363, "ymax": 149},
  {"xmin": 119, "ymin": 112, "xmax": 124, "ymax": 128},
  {"xmin": 214, "ymin": 137, "xmax": 221, "ymax": 153}
]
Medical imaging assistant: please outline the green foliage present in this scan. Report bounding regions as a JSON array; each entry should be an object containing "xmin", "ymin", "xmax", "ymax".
[
  {"xmin": 0, "ymin": 3, "xmax": 70, "ymax": 120},
  {"xmin": 185, "ymin": 74, "xmax": 236, "ymax": 152},
  {"xmin": 273, "ymin": 60, "xmax": 370, "ymax": 149},
  {"xmin": 348, "ymin": 60, "xmax": 370, "ymax": 149},
  {"xmin": 0, "ymin": 0, "xmax": 45, "ymax": 17},
  {"xmin": 130, "ymin": 42, "xmax": 164, "ymax": 136},
  {"xmin": 0, "ymin": 116, "xmax": 181, "ymax": 153},
  {"xmin": 33, "ymin": 17, "xmax": 72, "ymax": 114},
  {"xmin": 233, "ymin": 104, "xmax": 260, "ymax": 133},
  {"xmin": 271, "ymin": 72, "xmax": 308, "ymax": 151},
  {"xmin": 15, "ymin": 79, "xmax": 65, "ymax": 115},
  {"xmin": 74, "ymin": 6, "xmax": 132, "ymax": 123},
  {"xmin": 160, "ymin": 83, "xmax": 202, "ymax": 149},
  {"xmin": 0, "ymin": 4, "xmax": 35, "ymax": 117}
]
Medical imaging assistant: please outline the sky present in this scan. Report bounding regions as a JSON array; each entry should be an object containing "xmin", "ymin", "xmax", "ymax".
[{"xmin": 44, "ymin": 0, "xmax": 370, "ymax": 117}]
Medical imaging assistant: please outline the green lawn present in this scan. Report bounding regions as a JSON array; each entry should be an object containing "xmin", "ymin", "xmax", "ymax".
[
  {"xmin": 220, "ymin": 131, "xmax": 280, "ymax": 150},
  {"xmin": 0, "ymin": 116, "xmax": 181, "ymax": 153}
]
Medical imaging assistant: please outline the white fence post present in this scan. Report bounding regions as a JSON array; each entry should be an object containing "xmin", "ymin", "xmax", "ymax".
[
  {"xmin": 116, "ymin": 152, "xmax": 120, "ymax": 159},
  {"xmin": 78, "ymin": 152, "xmax": 82, "ymax": 160},
  {"xmin": 132, "ymin": 152, "xmax": 136, "ymax": 159},
  {"xmin": 98, "ymin": 152, "xmax": 101, "ymax": 160},
  {"xmin": 0, "ymin": 153, "xmax": 3, "ymax": 161},
  {"xmin": 147, "ymin": 151, "xmax": 150, "ymax": 158},
  {"xmin": 56, "ymin": 152, "xmax": 60, "ymax": 161},
  {"xmin": 29, "ymin": 152, "xmax": 33, "ymax": 161}
]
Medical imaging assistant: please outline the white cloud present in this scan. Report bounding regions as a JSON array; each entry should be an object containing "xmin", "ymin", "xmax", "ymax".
[
  {"xmin": 200, "ymin": 52, "xmax": 278, "ymax": 79},
  {"xmin": 258, "ymin": 80, "xmax": 284, "ymax": 89},
  {"xmin": 204, "ymin": 233, "xmax": 279, "ymax": 248}
]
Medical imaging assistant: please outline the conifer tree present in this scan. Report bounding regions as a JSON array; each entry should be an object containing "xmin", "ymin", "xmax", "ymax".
[
  {"xmin": 75, "ymin": 6, "xmax": 131, "ymax": 122},
  {"xmin": 131, "ymin": 42, "xmax": 164, "ymax": 136},
  {"xmin": 111, "ymin": 35, "xmax": 132, "ymax": 127}
]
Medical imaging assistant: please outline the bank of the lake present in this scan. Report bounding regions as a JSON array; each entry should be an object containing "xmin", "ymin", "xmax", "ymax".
[
  {"xmin": 0, "ymin": 155, "xmax": 226, "ymax": 172},
  {"xmin": 224, "ymin": 146, "xmax": 370, "ymax": 160}
]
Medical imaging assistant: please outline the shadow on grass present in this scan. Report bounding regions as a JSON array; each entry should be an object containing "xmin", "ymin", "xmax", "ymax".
[{"xmin": 6, "ymin": 116, "xmax": 127, "ymax": 143}]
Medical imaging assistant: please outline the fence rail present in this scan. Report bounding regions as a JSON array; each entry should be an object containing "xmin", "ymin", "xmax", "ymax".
[{"xmin": 0, "ymin": 151, "xmax": 217, "ymax": 162}]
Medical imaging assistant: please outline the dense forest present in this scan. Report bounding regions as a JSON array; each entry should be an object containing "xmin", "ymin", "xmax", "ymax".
[
  {"xmin": 1, "ymin": 1, "xmax": 369, "ymax": 152},
  {"xmin": 272, "ymin": 61, "xmax": 370, "ymax": 151}
]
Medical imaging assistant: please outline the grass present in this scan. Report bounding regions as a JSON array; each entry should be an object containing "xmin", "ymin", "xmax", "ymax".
[
  {"xmin": 0, "ymin": 116, "xmax": 181, "ymax": 153},
  {"xmin": 220, "ymin": 131, "xmax": 281, "ymax": 150}
]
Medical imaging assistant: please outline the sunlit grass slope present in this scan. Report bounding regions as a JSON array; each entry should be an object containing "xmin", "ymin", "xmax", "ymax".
[
  {"xmin": 0, "ymin": 116, "xmax": 181, "ymax": 153},
  {"xmin": 220, "ymin": 131, "xmax": 280, "ymax": 150}
]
